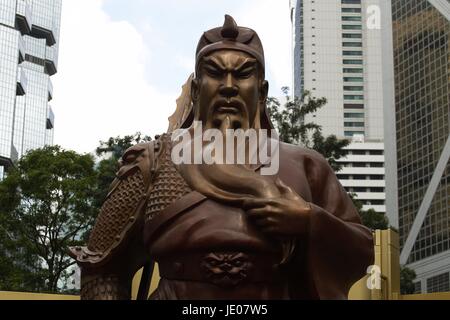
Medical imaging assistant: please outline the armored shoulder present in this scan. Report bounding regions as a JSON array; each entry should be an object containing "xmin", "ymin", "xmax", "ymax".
[{"xmin": 69, "ymin": 138, "xmax": 164, "ymax": 269}]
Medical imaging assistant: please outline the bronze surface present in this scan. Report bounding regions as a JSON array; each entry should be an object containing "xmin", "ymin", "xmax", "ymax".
[{"xmin": 70, "ymin": 15, "xmax": 374, "ymax": 300}]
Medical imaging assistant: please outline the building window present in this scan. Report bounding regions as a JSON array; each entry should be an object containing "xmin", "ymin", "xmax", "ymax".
[
  {"xmin": 344, "ymin": 103, "xmax": 364, "ymax": 109},
  {"xmin": 414, "ymin": 282, "xmax": 422, "ymax": 294},
  {"xmin": 427, "ymin": 273, "xmax": 450, "ymax": 293},
  {"xmin": 344, "ymin": 113, "xmax": 365, "ymax": 118},
  {"xmin": 25, "ymin": 54, "xmax": 45, "ymax": 67},
  {"xmin": 353, "ymin": 163, "xmax": 367, "ymax": 168},
  {"xmin": 343, "ymin": 59, "xmax": 363, "ymax": 65},
  {"xmin": 343, "ymin": 25, "xmax": 362, "ymax": 30},
  {"xmin": 370, "ymin": 163, "xmax": 384, "ymax": 168},
  {"xmin": 344, "ymin": 86, "xmax": 364, "ymax": 91},
  {"xmin": 344, "ymin": 77, "xmax": 364, "ymax": 82},
  {"xmin": 342, "ymin": 8, "xmax": 361, "ymax": 13},
  {"xmin": 345, "ymin": 131, "xmax": 365, "ymax": 137},
  {"xmin": 343, "ymin": 33, "xmax": 362, "ymax": 39},
  {"xmin": 343, "ymin": 51, "xmax": 363, "ymax": 56},
  {"xmin": 344, "ymin": 121, "xmax": 365, "ymax": 127},
  {"xmin": 342, "ymin": 16, "xmax": 362, "ymax": 22},
  {"xmin": 343, "ymin": 42, "xmax": 363, "ymax": 47},
  {"xmin": 344, "ymin": 95, "xmax": 364, "ymax": 100},
  {"xmin": 343, "ymin": 68, "xmax": 364, "ymax": 73},
  {"xmin": 341, "ymin": 0, "xmax": 361, "ymax": 4}
]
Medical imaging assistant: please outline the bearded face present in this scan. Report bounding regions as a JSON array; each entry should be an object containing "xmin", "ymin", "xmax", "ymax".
[
  {"xmin": 192, "ymin": 49, "xmax": 268, "ymax": 132},
  {"xmin": 177, "ymin": 49, "xmax": 279, "ymax": 205}
]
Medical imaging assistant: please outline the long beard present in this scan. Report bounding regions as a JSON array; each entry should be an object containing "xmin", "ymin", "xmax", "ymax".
[
  {"xmin": 174, "ymin": 119, "xmax": 295, "ymax": 265},
  {"xmin": 176, "ymin": 117, "xmax": 280, "ymax": 205}
]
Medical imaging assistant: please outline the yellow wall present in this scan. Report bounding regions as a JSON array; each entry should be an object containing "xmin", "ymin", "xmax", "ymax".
[
  {"xmin": 131, "ymin": 264, "xmax": 160, "ymax": 300},
  {"xmin": 401, "ymin": 292, "xmax": 450, "ymax": 300},
  {"xmin": 348, "ymin": 229, "xmax": 401, "ymax": 300},
  {"xmin": 0, "ymin": 291, "xmax": 79, "ymax": 300}
]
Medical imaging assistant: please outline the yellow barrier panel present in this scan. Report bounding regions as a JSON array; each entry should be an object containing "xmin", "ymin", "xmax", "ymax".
[
  {"xmin": 401, "ymin": 292, "xmax": 450, "ymax": 300},
  {"xmin": 131, "ymin": 263, "xmax": 160, "ymax": 300},
  {"xmin": 348, "ymin": 229, "xmax": 403, "ymax": 300},
  {"xmin": 0, "ymin": 291, "xmax": 79, "ymax": 300}
]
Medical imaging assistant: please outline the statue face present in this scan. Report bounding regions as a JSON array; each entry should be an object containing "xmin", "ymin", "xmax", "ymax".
[{"xmin": 193, "ymin": 49, "xmax": 268, "ymax": 131}]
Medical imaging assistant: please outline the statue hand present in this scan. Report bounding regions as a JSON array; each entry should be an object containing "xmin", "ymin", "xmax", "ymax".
[{"xmin": 243, "ymin": 179, "xmax": 311, "ymax": 237}]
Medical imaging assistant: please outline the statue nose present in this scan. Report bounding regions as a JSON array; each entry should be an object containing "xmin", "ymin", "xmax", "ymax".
[
  {"xmin": 219, "ymin": 74, "xmax": 238, "ymax": 97},
  {"xmin": 222, "ymin": 263, "xmax": 232, "ymax": 271}
]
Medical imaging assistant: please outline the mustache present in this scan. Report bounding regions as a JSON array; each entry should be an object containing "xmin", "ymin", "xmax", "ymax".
[{"xmin": 212, "ymin": 98, "xmax": 246, "ymax": 113}]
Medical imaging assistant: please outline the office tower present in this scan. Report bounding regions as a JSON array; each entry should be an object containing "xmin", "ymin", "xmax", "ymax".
[
  {"xmin": 391, "ymin": 0, "xmax": 450, "ymax": 293},
  {"xmin": 291, "ymin": 0, "xmax": 397, "ymax": 215},
  {"xmin": 336, "ymin": 139, "xmax": 386, "ymax": 213},
  {"xmin": 0, "ymin": 0, "xmax": 61, "ymax": 180}
]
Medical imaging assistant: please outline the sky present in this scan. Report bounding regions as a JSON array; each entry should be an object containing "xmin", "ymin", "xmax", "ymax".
[{"xmin": 52, "ymin": 0, "xmax": 292, "ymax": 154}]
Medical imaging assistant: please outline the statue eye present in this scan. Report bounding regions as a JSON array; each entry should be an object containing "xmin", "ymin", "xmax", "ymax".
[
  {"xmin": 236, "ymin": 67, "xmax": 255, "ymax": 79},
  {"xmin": 206, "ymin": 258, "xmax": 218, "ymax": 266},
  {"xmin": 123, "ymin": 153, "xmax": 137, "ymax": 163},
  {"xmin": 204, "ymin": 65, "xmax": 223, "ymax": 77}
]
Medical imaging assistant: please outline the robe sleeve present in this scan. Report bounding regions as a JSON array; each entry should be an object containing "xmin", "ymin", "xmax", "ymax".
[{"xmin": 290, "ymin": 150, "xmax": 374, "ymax": 300}]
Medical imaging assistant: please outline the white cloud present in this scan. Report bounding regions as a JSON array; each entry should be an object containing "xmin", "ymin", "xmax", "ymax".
[
  {"xmin": 235, "ymin": 0, "xmax": 292, "ymax": 93},
  {"xmin": 52, "ymin": 0, "xmax": 292, "ymax": 154},
  {"xmin": 52, "ymin": 0, "xmax": 177, "ymax": 154}
]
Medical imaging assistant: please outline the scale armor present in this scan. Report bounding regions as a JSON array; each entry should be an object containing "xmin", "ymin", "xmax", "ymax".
[
  {"xmin": 69, "ymin": 134, "xmax": 196, "ymax": 299},
  {"xmin": 146, "ymin": 135, "xmax": 192, "ymax": 222}
]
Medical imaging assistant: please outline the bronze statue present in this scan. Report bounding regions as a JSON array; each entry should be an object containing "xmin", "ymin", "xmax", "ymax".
[{"xmin": 69, "ymin": 15, "xmax": 374, "ymax": 300}]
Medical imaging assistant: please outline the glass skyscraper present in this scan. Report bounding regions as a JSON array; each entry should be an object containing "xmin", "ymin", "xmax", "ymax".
[
  {"xmin": 391, "ymin": 0, "xmax": 450, "ymax": 293},
  {"xmin": 0, "ymin": 0, "xmax": 61, "ymax": 180}
]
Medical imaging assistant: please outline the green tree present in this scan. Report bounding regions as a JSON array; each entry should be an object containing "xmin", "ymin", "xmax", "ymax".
[
  {"xmin": 268, "ymin": 88, "xmax": 350, "ymax": 171},
  {"xmin": 93, "ymin": 132, "xmax": 152, "ymax": 210},
  {"xmin": 0, "ymin": 146, "xmax": 98, "ymax": 293},
  {"xmin": 0, "ymin": 226, "xmax": 47, "ymax": 292},
  {"xmin": 96, "ymin": 132, "xmax": 152, "ymax": 160},
  {"xmin": 360, "ymin": 209, "xmax": 389, "ymax": 230},
  {"xmin": 400, "ymin": 266, "xmax": 417, "ymax": 295},
  {"xmin": 349, "ymin": 194, "xmax": 389, "ymax": 230}
]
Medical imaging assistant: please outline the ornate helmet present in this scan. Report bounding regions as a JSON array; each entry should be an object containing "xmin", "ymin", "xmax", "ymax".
[
  {"xmin": 195, "ymin": 15, "xmax": 265, "ymax": 77},
  {"xmin": 169, "ymin": 15, "xmax": 274, "ymax": 132}
]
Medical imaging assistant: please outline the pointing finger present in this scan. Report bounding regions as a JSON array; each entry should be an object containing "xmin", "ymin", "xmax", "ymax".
[{"xmin": 242, "ymin": 198, "xmax": 277, "ymax": 209}]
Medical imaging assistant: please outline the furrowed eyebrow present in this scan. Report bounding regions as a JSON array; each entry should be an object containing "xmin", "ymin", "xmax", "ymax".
[
  {"xmin": 236, "ymin": 59, "xmax": 257, "ymax": 71},
  {"xmin": 202, "ymin": 57, "xmax": 226, "ymax": 71}
]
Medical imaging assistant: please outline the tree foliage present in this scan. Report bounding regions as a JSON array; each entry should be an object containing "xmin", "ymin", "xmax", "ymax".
[
  {"xmin": 349, "ymin": 194, "xmax": 389, "ymax": 230},
  {"xmin": 400, "ymin": 266, "xmax": 417, "ymax": 295},
  {"xmin": 96, "ymin": 132, "xmax": 152, "ymax": 160},
  {"xmin": 0, "ymin": 146, "xmax": 98, "ymax": 293},
  {"xmin": 360, "ymin": 209, "xmax": 390, "ymax": 231},
  {"xmin": 268, "ymin": 88, "xmax": 350, "ymax": 172},
  {"xmin": 0, "ymin": 134, "xmax": 154, "ymax": 293}
]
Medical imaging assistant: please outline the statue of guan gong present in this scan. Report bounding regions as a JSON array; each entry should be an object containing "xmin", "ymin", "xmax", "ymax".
[{"xmin": 69, "ymin": 15, "xmax": 374, "ymax": 300}]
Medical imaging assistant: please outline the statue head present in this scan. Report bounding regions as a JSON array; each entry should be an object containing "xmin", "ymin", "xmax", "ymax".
[{"xmin": 190, "ymin": 15, "xmax": 273, "ymax": 131}]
